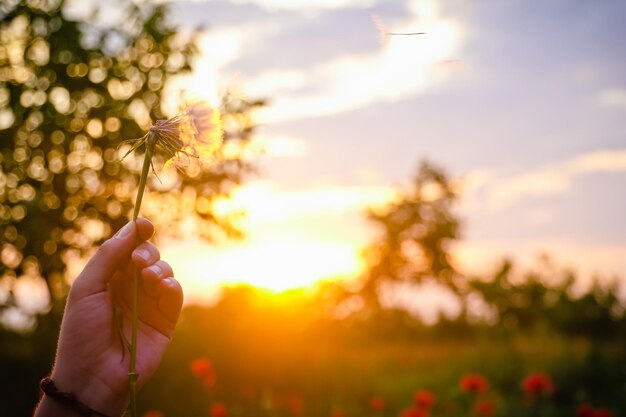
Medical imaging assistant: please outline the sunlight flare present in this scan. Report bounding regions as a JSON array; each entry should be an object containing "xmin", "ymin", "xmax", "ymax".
[
  {"xmin": 162, "ymin": 181, "xmax": 396, "ymax": 300},
  {"xmin": 163, "ymin": 238, "xmax": 364, "ymax": 300}
]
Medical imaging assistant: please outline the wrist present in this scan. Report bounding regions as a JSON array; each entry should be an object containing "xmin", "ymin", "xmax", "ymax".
[
  {"xmin": 37, "ymin": 395, "xmax": 86, "ymax": 417},
  {"xmin": 49, "ymin": 367, "xmax": 129, "ymax": 417}
]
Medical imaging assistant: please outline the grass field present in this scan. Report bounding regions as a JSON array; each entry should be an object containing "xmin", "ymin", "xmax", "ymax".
[{"xmin": 137, "ymin": 301, "xmax": 625, "ymax": 417}]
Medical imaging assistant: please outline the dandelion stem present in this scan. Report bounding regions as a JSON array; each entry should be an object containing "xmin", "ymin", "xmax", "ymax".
[
  {"xmin": 129, "ymin": 131, "xmax": 155, "ymax": 417},
  {"xmin": 133, "ymin": 133, "xmax": 154, "ymax": 222}
]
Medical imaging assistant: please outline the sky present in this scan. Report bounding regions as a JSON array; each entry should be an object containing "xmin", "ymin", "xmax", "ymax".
[{"xmin": 146, "ymin": 0, "xmax": 626, "ymax": 318}]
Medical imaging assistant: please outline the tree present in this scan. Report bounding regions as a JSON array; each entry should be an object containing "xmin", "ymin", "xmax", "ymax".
[
  {"xmin": 0, "ymin": 0, "xmax": 262, "ymax": 331},
  {"xmin": 468, "ymin": 258, "xmax": 626, "ymax": 336},
  {"xmin": 354, "ymin": 161, "xmax": 462, "ymax": 316}
]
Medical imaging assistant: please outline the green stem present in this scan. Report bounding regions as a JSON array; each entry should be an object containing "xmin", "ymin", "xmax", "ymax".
[
  {"xmin": 133, "ymin": 133, "xmax": 154, "ymax": 222},
  {"xmin": 129, "ymin": 132, "xmax": 155, "ymax": 417}
]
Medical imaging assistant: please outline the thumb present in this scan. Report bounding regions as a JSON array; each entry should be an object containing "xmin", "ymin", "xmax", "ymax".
[{"xmin": 72, "ymin": 218, "xmax": 154, "ymax": 297}]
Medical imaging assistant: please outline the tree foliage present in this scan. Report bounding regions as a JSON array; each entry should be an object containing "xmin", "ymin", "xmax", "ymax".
[
  {"xmin": 468, "ymin": 258, "xmax": 625, "ymax": 337},
  {"xmin": 355, "ymin": 161, "xmax": 461, "ymax": 315},
  {"xmin": 0, "ymin": 0, "xmax": 262, "ymax": 330}
]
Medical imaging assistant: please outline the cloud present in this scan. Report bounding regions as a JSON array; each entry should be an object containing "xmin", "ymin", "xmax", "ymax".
[
  {"xmin": 238, "ymin": 0, "xmax": 463, "ymax": 123},
  {"xmin": 213, "ymin": 180, "xmax": 396, "ymax": 225},
  {"xmin": 596, "ymin": 88, "xmax": 626, "ymax": 108},
  {"xmin": 226, "ymin": 0, "xmax": 375, "ymax": 11},
  {"xmin": 524, "ymin": 207, "xmax": 557, "ymax": 226},
  {"xmin": 163, "ymin": 25, "xmax": 250, "ymax": 112},
  {"xmin": 171, "ymin": 0, "xmax": 463, "ymax": 122},
  {"xmin": 483, "ymin": 149, "xmax": 626, "ymax": 209},
  {"xmin": 380, "ymin": 280, "xmax": 462, "ymax": 325},
  {"xmin": 250, "ymin": 135, "xmax": 309, "ymax": 158},
  {"xmin": 170, "ymin": 0, "xmax": 376, "ymax": 12},
  {"xmin": 453, "ymin": 238, "xmax": 626, "ymax": 292}
]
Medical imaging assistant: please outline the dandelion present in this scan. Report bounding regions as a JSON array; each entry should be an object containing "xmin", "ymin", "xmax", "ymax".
[
  {"xmin": 124, "ymin": 101, "xmax": 223, "ymax": 173},
  {"xmin": 413, "ymin": 390, "xmax": 436, "ymax": 410},
  {"xmin": 521, "ymin": 373, "xmax": 555, "ymax": 397},
  {"xmin": 459, "ymin": 374, "xmax": 490, "ymax": 394},
  {"xmin": 122, "ymin": 101, "xmax": 222, "ymax": 417}
]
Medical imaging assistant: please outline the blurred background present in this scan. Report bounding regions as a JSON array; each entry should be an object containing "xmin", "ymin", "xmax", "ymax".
[{"xmin": 1, "ymin": 0, "xmax": 625, "ymax": 416}]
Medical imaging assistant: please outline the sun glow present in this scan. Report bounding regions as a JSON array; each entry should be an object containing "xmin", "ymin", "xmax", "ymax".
[
  {"xmin": 159, "ymin": 0, "xmax": 462, "ymax": 301},
  {"xmin": 164, "ymin": 237, "xmax": 364, "ymax": 303},
  {"xmin": 162, "ymin": 181, "xmax": 394, "ymax": 303}
]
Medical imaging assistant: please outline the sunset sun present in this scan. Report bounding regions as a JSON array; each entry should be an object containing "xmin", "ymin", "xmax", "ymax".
[{"xmin": 161, "ymin": 180, "xmax": 394, "ymax": 301}]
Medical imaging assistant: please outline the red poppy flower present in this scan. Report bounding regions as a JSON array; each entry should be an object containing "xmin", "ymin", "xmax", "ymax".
[
  {"xmin": 190, "ymin": 357, "xmax": 216, "ymax": 388},
  {"xmin": 413, "ymin": 390, "xmax": 437, "ymax": 410},
  {"xmin": 287, "ymin": 394, "xmax": 305, "ymax": 416},
  {"xmin": 459, "ymin": 374, "xmax": 489, "ymax": 394},
  {"xmin": 142, "ymin": 412, "xmax": 165, "ymax": 417},
  {"xmin": 399, "ymin": 408, "xmax": 428, "ymax": 417},
  {"xmin": 593, "ymin": 409, "xmax": 614, "ymax": 417},
  {"xmin": 370, "ymin": 396, "xmax": 386, "ymax": 411},
  {"xmin": 521, "ymin": 373, "xmax": 555, "ymax": 397},
  {"xmin": 210, "ymin": 403, "xmax": 227, "ymax": 417},
  {"xmin": 576, "ymin": 405, "xmax": 595, "ymax": 417},
  {"xmin": 473, "ymin": 400, "xmax": 496, "ymax": 417},
  {"xmin": 331, "ymin": 408, "xmax": 346, "ymax": 417}
]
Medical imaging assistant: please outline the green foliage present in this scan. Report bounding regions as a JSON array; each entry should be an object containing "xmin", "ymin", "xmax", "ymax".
[
  {"xmin": 0, "ymin": 0, "xmax": 262, "ymax": 329},
  {"xmin": 139, "ymin": 292, "xmax": 626, "ymax": 417},
  {"xmin": 467, "ymin": 258, "xmax": 626, "ymax": 337},
  {"xmin": 347, "ymin": 160, "xmax": 625, "ymax": 339},
  {"xmin": 2, "ymin": 285, "xmax": 625, "ymax": 416},
  {"xmin": 368, "ymin": 161, "xmax": 460, "ymax": 283},
  {"xmin": 354, "ymin": 161, "xmax": 461, "ymax": 315}
]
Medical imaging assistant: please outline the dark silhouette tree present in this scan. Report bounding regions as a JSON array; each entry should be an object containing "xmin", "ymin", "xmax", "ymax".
[
  {"xmin": 0, "ymin": 0, "xmax": 262, "ymax": 330},
  {"xmin": 355, "ymin": 161, "xmax": 462, "ymax": 316},
  {"xmin": 468, "ymin": 258, "xmax": 626, "ymax": 336}
]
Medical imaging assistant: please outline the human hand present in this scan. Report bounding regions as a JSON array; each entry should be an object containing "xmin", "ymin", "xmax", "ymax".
[{"xmin": 36, "ymin": 218, "xmax": 183, "ymax": 417}]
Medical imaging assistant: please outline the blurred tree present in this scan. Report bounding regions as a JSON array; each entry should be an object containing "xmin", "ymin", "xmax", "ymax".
[
  {"xmin": 0, "ymin": 0, "xmax": 263, "ymax": 331},
  {"xmin": 468, "ymin": 258, "xmax": 625, "ymax": 337},
  {"xmin": 351, "ymin": 161, "xmax": 462, "ymax": 317}
]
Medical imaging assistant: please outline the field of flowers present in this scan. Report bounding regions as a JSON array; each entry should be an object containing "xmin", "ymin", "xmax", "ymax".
[
  {"xmin": 135, "ymin": 300, "xmax": 625, "ymax": 417},
  {"xmin": 1, "ymin": 287, "xmax": 624, "ymax": 417}
]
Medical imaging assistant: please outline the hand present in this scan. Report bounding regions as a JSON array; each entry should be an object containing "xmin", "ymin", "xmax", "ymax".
[{"xmin": 36, "ymin": 218, "xmax": 183, "ymax": 417}]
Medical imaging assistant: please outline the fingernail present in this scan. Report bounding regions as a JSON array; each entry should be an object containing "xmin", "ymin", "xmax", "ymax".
[
  {"xmin": 148, "ymin": 264, "xmax": 163, "ymax": 275},
  {"xmin": 114, "ymin": 222, "xmax": 134, "ymax": 239},
  {"xmin": 135, "ymin": 248, "xmax": 151, "ymax": 262}
]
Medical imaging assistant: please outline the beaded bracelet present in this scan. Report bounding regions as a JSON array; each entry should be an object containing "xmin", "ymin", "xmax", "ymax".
[{"xmin": 39, "ymin": 377, "xmax": 111, "ymax": 417}]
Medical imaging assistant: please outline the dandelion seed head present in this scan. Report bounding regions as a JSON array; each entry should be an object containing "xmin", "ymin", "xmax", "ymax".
[
  {"xmin": 146, "ymin": 101, "xmax": 222, "ymax": 171},
  {"xmin": 180, "ymin": 100, "xmax": 223, "ymax": 158}
]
